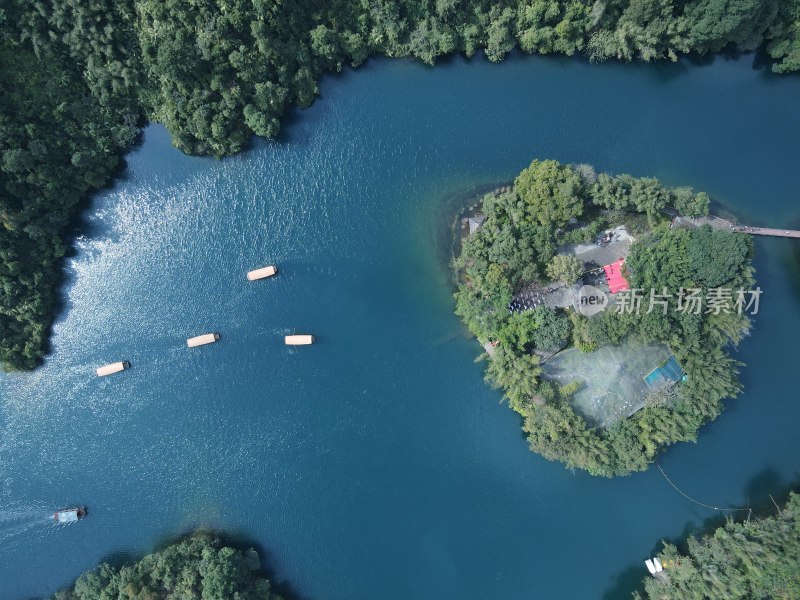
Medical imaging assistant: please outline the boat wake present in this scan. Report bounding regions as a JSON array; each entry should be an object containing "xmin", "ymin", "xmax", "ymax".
[{"xmin": 0, "ymin": 506, "xmax": 71, "ymax": 543}]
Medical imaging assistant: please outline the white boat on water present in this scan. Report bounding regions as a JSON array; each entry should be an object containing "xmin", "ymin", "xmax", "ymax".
[
  {"xmin": 187, "ymin": 333, "xmax": 220, "ymax": 348},
  {"xmin": 247, "ymin": 265, "xmax": 278, "ymax": 281},
  {"xmin": 285, "ymin": 334, "xmax": 314, "ymax": 346},
  {"xmin": 96, "ymin": 361, "xmax": 130, "ymax": 377},
  {"xmin": 54, "ymin": 507, "xmax": 86, "ymax": 523}
]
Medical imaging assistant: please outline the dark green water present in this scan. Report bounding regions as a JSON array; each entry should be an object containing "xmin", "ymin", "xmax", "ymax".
[{"xmin": 1, "ymin": 52, "xmax": 800, "ymax": 599}]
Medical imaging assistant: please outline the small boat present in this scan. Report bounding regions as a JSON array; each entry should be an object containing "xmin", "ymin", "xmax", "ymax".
[
  {"xmin": 96, "ymin": 361, "xmax": 130, "ymax": 377},
  {"xmin": 653, "ymin": 557, "xmax": 663, "ymax": 572},
  {"xmin": 247, "ymin": 265, "xmax": 278, "ymax": 281},
  {"xmin": 644, "ymin": 559, "xmax": 656, "ymax": 575},
  {"xmin": 187, "ymin": 333, "xmax": 220, "ymax": 348},
  {"xmin": 54, "ymin": 506, "xmax": 86, "ymax": 523},
  {"xmin": 285, "ymin": 334, "xmax": 314, "ymax": 346}
]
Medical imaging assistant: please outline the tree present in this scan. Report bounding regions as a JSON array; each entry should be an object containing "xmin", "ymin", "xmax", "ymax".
[
  {"xmin": 587, "ymin": 311, "xmax": 633, "ymax": 346},
  {"xmin": 310, "ymin": 24, "xmax": 341, "ymax": 65},
  {"xmin": 684, "ymin": 0, "xmax": 779, "ymax": 53},
  {"xmin": 688, "ymin": 225, "xmax": 752, "ymax": 288},
  {"xmin": 546, "ymin": 254, "xmax": 583, "ymax": 283},
  {"xmin": 529, "ymin": 307, "xmax": 572, "ymax": 351},
  {"xmin": 485, "ymin": 6, "xmax": 516, "ymax": 62},
  {"xmin": 485, "ymin": 345, "xmax": 542, "ymax": 410},
  {"xmin": 496, "ymin": 307, "xmax": 571, "ymax": 353},
  {"xmin": 673, "ymin": 188, "xmax": 710, "ymax": 217},
  {"xmin": 514, "ymin": 159, "xmax": 585, "ymax": 228},
  {"xmin": 767, "ymin": 0, "xmax": 800, "ymax": 74}
]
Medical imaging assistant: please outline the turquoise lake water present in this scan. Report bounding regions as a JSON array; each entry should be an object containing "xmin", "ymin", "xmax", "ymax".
[{"xmin": 2, "ymin": 52, "xmax": 800, "ymax": 599}]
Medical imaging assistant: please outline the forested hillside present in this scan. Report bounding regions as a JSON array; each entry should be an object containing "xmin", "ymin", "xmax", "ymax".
[
  {"xmin": 0, "ymin": 43, "xmax": 138, "ymax": 369},
  {"xmin": 636, "ymin": 493, "xmax": 800, "ymax": 599},
  {"xmin": 1, "ymin": 0, "xmax": 798, "ymax": 370}
]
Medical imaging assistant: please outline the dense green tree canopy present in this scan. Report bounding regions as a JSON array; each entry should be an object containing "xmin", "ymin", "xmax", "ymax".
[
  {"xmin": 514, "ymin": 160, "xmax": 585, "ymax": 228},
  {"xmin": 546, "ymin": 253, "xmax": 584, "ymax": 283},
  {"xmin": 53, "ymin": 534, "xmax": 280, "ymax": 600},
  {"xmin": 637, "ymin": 493, "xmax": 800, "ymax": 600},
  {"xmin": 0, "ymin": 44, "xmax": 137, "ymax": 370},
  {"xmin": 688, "ymin": 224, "xmax": 753, "ymax": 288},
  {"xmin": 529, "ymin": 306, "xmax": 572, "ymax": 351}
]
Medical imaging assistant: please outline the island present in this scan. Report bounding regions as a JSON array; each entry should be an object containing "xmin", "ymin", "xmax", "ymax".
[
  {"xmin": 51, "ymin": 533, "xmax": 283, "ymax": 600},
  {"xmin": 1, "ymin": 0, "xmax": 799, "ymax": 370},
  {"xmin": 453, "ymin": 159, "xmax": 756, "ymax": 476},
  {"xmin": 636, "ymin": 493, "xmax": 800, "ymax": 599}
]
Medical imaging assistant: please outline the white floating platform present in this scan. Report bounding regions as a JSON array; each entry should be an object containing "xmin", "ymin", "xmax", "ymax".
[
  {"xmin": 653, "ymin": 557, "xmax": 663, "ymax": 572},
  {"xmin": 285, "ymin": 334, "xmax": 314, "ymax": 346},
  {"xmin": 96, "ymin": 361, "xmax": 130, "ymax": 377},
  {"xmin": 187, "ymin": 333, "xmax": 220, "ymax": 348},
  {"xmin": 247, "ymin": 265, "xmax": 277, "ymax": 281}
]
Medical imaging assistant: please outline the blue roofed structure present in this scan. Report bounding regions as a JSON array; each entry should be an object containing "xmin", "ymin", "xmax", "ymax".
[{"xmin": 644, "ymin": 356, "xmax": 684, "ymax": 389}]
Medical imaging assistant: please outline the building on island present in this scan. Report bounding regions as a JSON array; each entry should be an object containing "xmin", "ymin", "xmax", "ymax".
[
  {"xmin": 644, "ymin": 356, "xmax": 685, "ymax": 390},
  {"xmin": 603, "ymin": 258, "xmax": 629, "ymax": 294},
  {"xmin": 468, "ymin": 214, "xmax": 486, "ymax": 235}
]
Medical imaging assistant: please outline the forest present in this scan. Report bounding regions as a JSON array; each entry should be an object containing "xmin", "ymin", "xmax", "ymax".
[
  {"xmin": 453, "ymin": 159, "xmax": 754, "ymax": 476},
  {"xmin": 636, "ymin": 493, "xmax": 800, "ymax": 599},
  {"xmin": 0, "ymin": 0, "xmax": 797, "ymax": 370},
  {"xmin": 51, "ymin": 533, "xmax": 281, "ymax": 600}
]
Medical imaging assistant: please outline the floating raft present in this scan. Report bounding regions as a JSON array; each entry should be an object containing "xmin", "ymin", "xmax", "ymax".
[
  {"xmin": 96, "ymin": 361, "xmax": 130, "ymax": 377},
  {"xmin": 187, "ymin": 333, "xmax": 220, "ymax": 348},
  {"xmin": 247, "ymin": 265, "xmax": 278, "ymax": 281},
  {"xmin": 285, "ymin": 334, "xmax": 314, "ymax": 346}
]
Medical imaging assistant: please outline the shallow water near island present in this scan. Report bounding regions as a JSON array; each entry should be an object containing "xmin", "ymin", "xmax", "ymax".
[{"xmin": 2, "ymin": 52, "xmax": 800, "ymax": 599}]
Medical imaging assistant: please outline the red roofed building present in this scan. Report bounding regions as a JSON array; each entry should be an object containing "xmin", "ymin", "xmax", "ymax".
[{"xmin": 603, "ymin": 259, "xmax": 630, "ymax": 294}]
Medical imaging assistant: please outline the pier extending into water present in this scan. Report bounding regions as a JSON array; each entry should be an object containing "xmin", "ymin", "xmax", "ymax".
[
  {"xmin": 734, "ymin": 225, "xmax": 800, "ymax": 238},
  {"xmin": 676, "ymin": 214, "xmax": 800, "ymax": 238}
]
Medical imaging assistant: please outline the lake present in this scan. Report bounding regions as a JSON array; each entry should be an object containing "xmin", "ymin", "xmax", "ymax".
[{"xmin": 1, "ymin": 51, "xmax": 800, "ymax": 600}]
